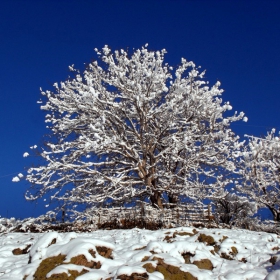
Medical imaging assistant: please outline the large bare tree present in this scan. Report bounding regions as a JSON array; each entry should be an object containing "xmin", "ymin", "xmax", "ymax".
[{"xmin": 19, "ymin": 45, "xmax": 246, "ymax": 213}]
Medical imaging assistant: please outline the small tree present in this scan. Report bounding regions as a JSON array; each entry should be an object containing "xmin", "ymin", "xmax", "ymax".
[
  {"xmin": 240, "ymin": 129, "xmax": 280, "ymax": 221},
  {"xmin": 19, "ymin": 45, "xmax": 246, "ymax": 214},
  {"xmin": 212, "ymin": 189, "xmax": 257, "ymax": 225}
]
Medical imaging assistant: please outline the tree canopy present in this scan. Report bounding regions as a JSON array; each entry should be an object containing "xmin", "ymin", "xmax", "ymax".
[
  {"xmin": 18, "ymin": 45, "xmax": 249, "ymax": 216},
  {"xmin": 240, "ymin": 130, "xmax": 280, "ymax": 221}
]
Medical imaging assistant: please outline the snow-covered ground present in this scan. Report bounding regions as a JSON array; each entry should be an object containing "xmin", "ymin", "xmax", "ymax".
[{"xmin": 0, "ymin": 227, "xmax": 279, "ymax": 280}]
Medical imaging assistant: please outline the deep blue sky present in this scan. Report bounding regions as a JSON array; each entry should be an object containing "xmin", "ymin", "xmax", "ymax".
[{"xmin": 0, "ymin": 0, "xmax": 279, "ymax": 219}]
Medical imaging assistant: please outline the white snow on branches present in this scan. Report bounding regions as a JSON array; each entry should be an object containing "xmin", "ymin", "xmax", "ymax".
[
  {"xmin": 12, "ymin": 176, "xmax": 20, "ymax": 182},
  {"xmin": 239, "ymin": 130, "xmax": 280, "ymax": 222},
  {"xmin": 22, "ymin": 45, "xmax": 246, "ymax": 215}
]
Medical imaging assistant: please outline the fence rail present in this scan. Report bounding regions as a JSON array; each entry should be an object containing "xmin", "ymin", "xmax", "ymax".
[{"xmin": 91, "ymin": 202, "xmax": 213, "ymax": 228}]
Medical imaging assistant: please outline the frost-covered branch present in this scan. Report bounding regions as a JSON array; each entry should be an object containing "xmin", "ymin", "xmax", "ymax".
[
  {"xmin": 19, "ymin": 45, "xmax": 246, "ymax": 215},
  {"xmin": 239, "ymin": 129, "xmax": 280, "ymax": 221}
]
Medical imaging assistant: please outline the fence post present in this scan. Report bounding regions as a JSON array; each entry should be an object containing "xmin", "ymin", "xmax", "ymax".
[
  {"xmin": 61, "ymin": 207, "xmax": 65, "ymax": 223},
  {"xmin": 176, "ymin": 208, "xmax": 180, "ymax": 225},
  {"xmin": 141, "ymin": 202, "xmax": 145, "ymax": 227},
  {"xmin": 133, "ymin": 206, "xmax": 136, "ymax": 227},
  {"xmin": 160, "ymin": 210, "xmax": 164, "ymax": 228}
]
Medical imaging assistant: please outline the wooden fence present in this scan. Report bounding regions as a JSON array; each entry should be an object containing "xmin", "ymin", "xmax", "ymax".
[{"xmin": 93, "ymin": 202, "xmax": 213, "ymax": 228}]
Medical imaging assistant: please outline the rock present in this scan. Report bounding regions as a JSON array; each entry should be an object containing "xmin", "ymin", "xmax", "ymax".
[
  {"xmin": 197, "ymin": 234, "xmax": 215, "ymax": 246},
  {"xmin": 182, "ymin": 252, "xmax": 195, "ymax": 264},
  {"xmin": 96, "ymin": 246, "xmax": 113, "ymax": 259},
  {"xmin": 143, "ymin": 257, "xmax": 198, "ymax": 280},
  {"xmin": 12, "ymin": 244, "xmax": 31, "ymax": 255},
  {"xmin": 117, "ymin": 272, "xmax": 149, "ymax": 280},
  {"xmin": 70, "ymin": 253, "xmax": 101, "ymax": 269},
  {"xmin": 193, "ymin": 258, "xmax": 213, "ymax": 270}
]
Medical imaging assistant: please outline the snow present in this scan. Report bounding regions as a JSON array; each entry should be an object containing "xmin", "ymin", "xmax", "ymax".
[
  {"xmin": 11, "ymin": 176, "xmax": 19, "ymax": 182},
  {"xmin": 0, "ymin": 227, "xmax": 279, "ymax": 279},
  {"xmin": 265, "ymin": 270, "xmax": 280, "ymax": 280},
  {"xmin": 12, "ymin": 173, "xmax": 24, "ymax": 182}
]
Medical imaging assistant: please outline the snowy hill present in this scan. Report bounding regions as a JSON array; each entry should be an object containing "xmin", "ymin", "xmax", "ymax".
[{"xmin": 0, "ymin": 227, "xmax": 280, "ymax": 280}]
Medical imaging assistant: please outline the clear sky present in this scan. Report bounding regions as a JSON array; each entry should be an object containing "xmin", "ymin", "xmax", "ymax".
[{"xmin": 0, "ymin": 0, "xmax": 279, "ymax": 219}]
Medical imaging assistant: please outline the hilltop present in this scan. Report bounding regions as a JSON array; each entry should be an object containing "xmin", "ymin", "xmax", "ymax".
[{"xmin": 0, "ymin": 227, "xmax": 280, "ymax": 280}]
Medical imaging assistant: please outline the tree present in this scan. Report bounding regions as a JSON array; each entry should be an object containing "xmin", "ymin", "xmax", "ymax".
[
  {"xmin": 240, "ymin": 130, "xmax": 280, "ymax": 221},
  {"xmin": 21, "ymin": 45, "xmax": 246, "ymax": 214},
  {"xmin": 212, "ymin": 189, "xmax": 257, "ymax": 225}
]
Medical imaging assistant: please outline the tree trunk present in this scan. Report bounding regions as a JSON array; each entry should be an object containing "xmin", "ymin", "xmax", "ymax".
[
  {"xmin": 266, "ymin": 206, "xmax": 280, "ymax": 222},
  {"xmin": 273, "ymin": 209, "xmax": 280, "ymax": 222},
  {"xmin": 168, "ymin": 193, "xmax": 177, "ymax": 208},
  {"xmin": 147, "ymin": 154, "xmax": 163, "ymax": 209},
  {"xmin": 276, "ymin": 212, "xmax": 280, "ymax": 222},
  {"xmin": 150, "ymin": 190, "xmax": 163, "ymax": 209}
]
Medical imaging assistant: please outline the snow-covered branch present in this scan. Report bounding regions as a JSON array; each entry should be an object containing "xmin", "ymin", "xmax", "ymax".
[{"xmin": 20, "ymin": 45, "xmax": 246, "ymax": 215}]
